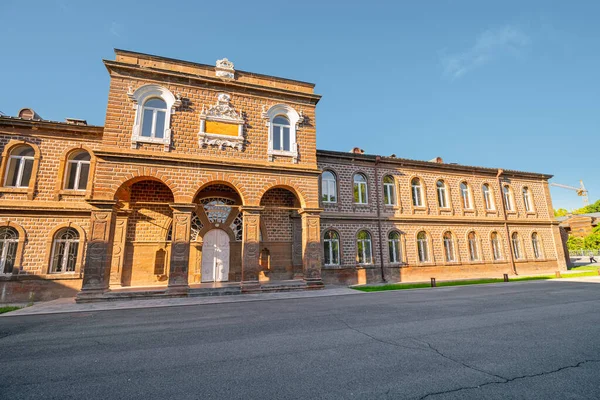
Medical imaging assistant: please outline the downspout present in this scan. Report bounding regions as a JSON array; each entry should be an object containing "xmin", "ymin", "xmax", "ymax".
[
  {"xmin": 497, "ymin": 169, "xmax": 518, "ymax": 275},
  {"xmin": 374, "ymin": 156, "xmax": 386, "ymax": 282}
]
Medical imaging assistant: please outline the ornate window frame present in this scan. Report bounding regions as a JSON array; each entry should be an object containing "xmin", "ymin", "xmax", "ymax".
[
  {"xmin": 198, "ymin": 93, "xmax": 245, "ymax": 151},
  {"xmin": 0, "ymin": 140, "xmax": 41, "ymax": 200},
  {"xmin": 127, "ymin": 84, "xmax": 181, "ymax": 151},
  {"xmin": 262, "ymin": 104, "xmax": 303, "ymax": 163}
]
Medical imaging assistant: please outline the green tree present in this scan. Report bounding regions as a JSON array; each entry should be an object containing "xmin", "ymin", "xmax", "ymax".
[
  {"xmin": 566, "ymin": 236, "xmax": 585, "ymax": 251},
  {"xmin": 554, "ymin": 208, "xmax": 568, "ymax": 217},
  {"xmin": 583, "ymin": 233, "xmax": 600, "ymax": 250},
  {"xmin": 573, "ymin": 199, "xmax": 600, "ymax": 215}
]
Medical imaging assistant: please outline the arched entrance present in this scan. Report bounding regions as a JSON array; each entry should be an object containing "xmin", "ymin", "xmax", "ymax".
[{"xmin": 201, "ymin": 229, "xmax": 230, "ymax": 282}]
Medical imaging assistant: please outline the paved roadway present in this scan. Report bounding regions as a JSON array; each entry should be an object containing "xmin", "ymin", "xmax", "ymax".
[{"xmin": 1, "ymin": 280, "xmax": 600, "ymax": 399}]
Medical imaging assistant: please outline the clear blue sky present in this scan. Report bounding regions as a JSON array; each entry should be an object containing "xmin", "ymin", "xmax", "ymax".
[{"xmin": 1, "ymin": 0, "xmax": 598, "ymax": 211}]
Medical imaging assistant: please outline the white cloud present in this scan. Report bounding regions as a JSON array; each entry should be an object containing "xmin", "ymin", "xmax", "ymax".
[
  {"xmin": 441, "ymin": 25, "xmax": 531, "ymax": 80},
  {"xmin": 110, "ymin": 22, "xmax": 123, "ymax": 37}
]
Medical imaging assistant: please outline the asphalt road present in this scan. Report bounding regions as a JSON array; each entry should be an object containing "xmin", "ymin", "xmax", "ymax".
[{"xmin": 1, "ymin": 280, "xmax": 600, "ymax": 399}]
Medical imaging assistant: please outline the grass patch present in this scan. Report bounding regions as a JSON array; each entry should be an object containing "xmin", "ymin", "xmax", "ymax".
[
  {"xmin": 569, "ymin": 264, "xmax": 600, "ymax": 272},
  {"xmin": 353, "ymin": 271, "xmax": 598, "ymax": 293},
  {"xmin": 0, "ymin": 306, "xmax": 21, "ymax": 314}
]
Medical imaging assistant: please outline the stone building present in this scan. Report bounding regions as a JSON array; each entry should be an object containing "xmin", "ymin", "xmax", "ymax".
[{"xmin": 0, "ymin": 50, "xmax": 567, "ymax": 302}]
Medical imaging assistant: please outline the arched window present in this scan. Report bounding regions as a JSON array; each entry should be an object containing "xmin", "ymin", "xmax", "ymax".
[
  {"xmin": 460, "ymin": 182, "xmax": 472, "ymax": 209},
  {"xmin": 265, "ymin": 104, "xmax": 301, "ymax": 162},
  {"xmin": 491, "ymin": 232, "xmax": 502, "ymax": 260},
  {"xmin": 468, "ymin": 232, "xmax": 479, "ymax": 261},
  {"xmin": 531, "ymin": 232, "xmax": 543, "ymax": 259},
  {"xmin": 50, "ymin": 228, "xmax": 79, "ymax": 273},
  {"xmin": 388, "ymin": 231, "xmax": 401, "ymax": 263},
  {"xmin": 141, "ymin": 98, "xmax": 168, "ymax": 139},
  {"xmin": 522, "ymin": 187, "xmax": 534, "ymax": 212},
  {"xmin": 356, "ymin": 230, "xmax": 372, "ymax": 264},
  {"xmin": 443, "ymin": 231, "xmax": 456, "ymax": 262},
  {"xmin": 511, "ymin": 232, "xmax": 522, "ymax": 260},
  {"xmin": 129, "ymin": 84, "xmax": 179, "ymax": 150},
  {"xmin": 353, "ymin": 173, "xmax": 368, "ymax": 204},
  {"xmin": 4, "ymin": 145, "xmax": 34, "ymax": 188},
  {"xmin": 0, "ymin": 227, "xmax": 18, "ymax": 274},
  {"xmin": 503, "ymin": 185, "xmax": 514, "ymax": 211},
  {"xmin": 411, "ymin": 178, "xmax": 424, "ymax": 207},
  {"xmin": 482, "ymin": 184, "xmax": 494, "ymax": 210},
  {"xmin": 271, "ymin": 115, "xmax": 291, "ymax": 152},
  {"xmin": 417, "ymin": 231, "xmax": 429, "ymax": 262},
  {"xmin": 323, "ymin": 230, "xmax": 340, "ymax": 266},
  {"xmin": 321, "ymin": 171, "xmax": 337, "ymax": 203},
  {"xmin": 64, "ymin": 151, "xmax": 91, "ymax": 191},
  {"xmin": 383, "ymin": 176, "xmax": 396, "ymax": 206},
  {"xmin": 436, "ymin": 180, "xmax": 448, "ymax": 208}
]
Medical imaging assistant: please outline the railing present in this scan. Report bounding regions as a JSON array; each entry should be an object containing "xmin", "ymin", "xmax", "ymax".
[{"xmin": 569, "ymin": 249, "xmax": 600, "ymax": 257}]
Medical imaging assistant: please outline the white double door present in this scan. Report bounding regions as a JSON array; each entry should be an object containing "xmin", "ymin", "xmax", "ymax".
[{"xmin": 201, "ymin": 229, "xmax": 230, "ymax": 282}]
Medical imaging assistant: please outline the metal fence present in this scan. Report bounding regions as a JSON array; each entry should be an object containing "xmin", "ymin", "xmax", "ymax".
[{"xmin": 569, "ymin": 249, "xmax": 600, "ymax": 258}]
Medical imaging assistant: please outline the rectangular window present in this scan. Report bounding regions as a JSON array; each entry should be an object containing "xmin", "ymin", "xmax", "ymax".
[
  {"xmin": 78, "ymin": 163, "xmax": 90, "ymax": 190},
  {"xmin": 282, "ymin": 127, "xmax": 290, "ymax": 151},
  {"xmin": 469, "ymin": 240, "xmax": 479, "ymax": 261},
  {"xmin": 5, "ymin": 158, "xmax": 19, "ymax": 187},
  {"xmin": 272, "ymin": 126, "xmax": 281, "ymax": 150},
  {"xmin": 354, "ymin": 183, "xmax": 367, "ymax": 204},
  {"xmin": 388, "ymin": 240, "xmax": 400, "ymax": 263},
  {"xmin": 412, "ymin": 187, "xmax": 422, "ymax": 207},
  {"xmin": 66, "ymin": 162, "xmax": 78, "ymax": 189},
  {"xmin": 154, "ymin": 111, "xmax": 166, "ymax": 139},
  {"xmin": 141, "ymin": 110, "xmax": 154, "ymax": 137},
  {"xmin": 384, "ymin": 184, "xmax": 395, "ymax": 206},
  {"xmin": 21, "ymin": 159, "xmax": 34, "ymax": 187}
]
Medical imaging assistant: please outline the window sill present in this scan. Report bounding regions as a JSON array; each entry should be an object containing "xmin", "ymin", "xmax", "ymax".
[
  {"xmin": 505, "ymin": 210, "xmax": 517, "ymax": 215},
  {"xmin": 59, "ymin": 189, "xmax": 86, "ymax": 196},
  {"xmin": 412, "ymin": 206, "xmax": 427, "ymax": 211},
  {"xmin": 39, "ymin": 273, "xmax": 82, "ymax": 279},
  {"xmin": 353, "ymin": 203, "xmax": 370, "ymax": 207},
  {"xmin": 0, "ymin": 187, "xmax": 29, "ymax": 194},
  {"xmin": 526, "ymin": 211, "xmax": 537, "ymax": 216}
]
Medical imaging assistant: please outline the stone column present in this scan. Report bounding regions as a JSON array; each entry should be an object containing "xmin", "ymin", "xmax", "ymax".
[
  {"xmin": 300, "ymin": 208, "xmax": 324, "ymax": 288},
  {"xmin": 241, "ymin": 206, "xmax": 263, "ymax": 292},
  {"xmin": 77, "ymin": 200, "xmax": 117, "ymax": 302},
  {"xmin": 109, "ymin": 209, "xmax": 131, "ymax": 288},
  {"xmin": 167, "ymin": 203, "xmax": 195, "ymax": 295}
]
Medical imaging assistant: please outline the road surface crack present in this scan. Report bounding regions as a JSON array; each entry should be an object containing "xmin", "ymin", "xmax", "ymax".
[{"xmin": 417, "ymin": 359, "xmax": 600, "ymax": 399}]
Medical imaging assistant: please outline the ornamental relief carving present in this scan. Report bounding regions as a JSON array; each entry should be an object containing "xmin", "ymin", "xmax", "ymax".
[{"xmin": 198, "ymin": 93, "xmax": 245, "ymax": 151}]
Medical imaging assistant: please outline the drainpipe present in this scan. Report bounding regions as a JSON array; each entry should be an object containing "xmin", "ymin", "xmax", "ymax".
[
  {"xmin": 374, "ymin": 156, "xmax": 386, "ymax": 282},
  {"xmin": 497, "ymin": 169, "xmax": 518, "ymax": 275}
]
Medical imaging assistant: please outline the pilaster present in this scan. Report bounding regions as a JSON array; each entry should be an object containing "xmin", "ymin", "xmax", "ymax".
[
  {"xmin": 299, "ymin": 208, "xmax": 324, "ymax": 288},
  {"xmin": 167, "ymin": 203, "xmax": 195, "ymax": 295},
  {"xmin": 77, "ymin": 200, "xmax": 117, "ymax": 301},
  {"xmin": 241, "ymin": 206, "xmax": 263, "ymax": 291}
]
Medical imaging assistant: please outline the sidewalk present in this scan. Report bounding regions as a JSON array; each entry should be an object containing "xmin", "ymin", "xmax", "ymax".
[{"xmin": 2, "ymin": 287, "xmax": 360, "ymax": 317}]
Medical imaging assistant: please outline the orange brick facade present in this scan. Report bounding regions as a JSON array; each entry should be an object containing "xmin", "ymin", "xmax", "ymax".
[{"xmin": 0, "ymin": 50, "xmax": 567, "ymax": 302}]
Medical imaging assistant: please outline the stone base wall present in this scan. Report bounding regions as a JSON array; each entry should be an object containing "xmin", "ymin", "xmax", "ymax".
[
  {"xmin": 322, "ymin": 260, "xmax": 565, "ymax": 286},
  {"xmin": 0, "ymin": 276, "xmax": 82, "ymax": 303}
]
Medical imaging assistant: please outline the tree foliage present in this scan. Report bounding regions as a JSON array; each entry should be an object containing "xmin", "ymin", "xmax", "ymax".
[
  {"xmin": 554, "ymin": 208, "xmax": 568, "ymax": 217},
  {"xmin": 573, "ymin": 199, "xmax": 600, "ymax": 215}
]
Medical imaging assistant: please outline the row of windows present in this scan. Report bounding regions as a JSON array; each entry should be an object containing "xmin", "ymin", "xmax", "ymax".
[
  {"xmin": 0, "ymin": 226, "xmax": 80, "ymax": 275},
  {"xmin": 322, "ymin": 171, "xmax": 536, "ymax": 212},
  {"xmin": 322, "ymin": 229, "xmax": 545, "ymax": 266},
  {"xmin": 133, "ymin": 86, "xmax": 298, "ymax": 156},
  {"xmin": 3, "ymin": 144, "xmax": 91, "ymax": 191}
]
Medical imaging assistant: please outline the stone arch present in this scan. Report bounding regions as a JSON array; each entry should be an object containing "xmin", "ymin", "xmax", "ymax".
[
  {"xmin": 113, "ymin": 174, "xmax": 177, "ymax": 203},
  {"xmin": 45, "ymin": 222, "xmax": 87, "ymax": 274},
  {"xmin": 258, "ymin": 181, "xmax": 306, "ymax": 208},
  {"xmin": 193, "ymin": 179, "xmax": 246, "ymax": 205}
]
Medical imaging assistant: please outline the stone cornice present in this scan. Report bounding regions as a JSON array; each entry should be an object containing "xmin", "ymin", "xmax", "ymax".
[
  {"xmin": 93, "ymin": 148, "xmax": 322, "ymax": 176},
  {"xmin": 104, "ymin": 60, "xmax": 322, "ymax": 105},
  {"xmin": 316, "ymin": 150, "xmax": 553, "ymax": 180},
  {"xmin": 0, "ymin": 117, "xmax": 103, "ymax": 135}
]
